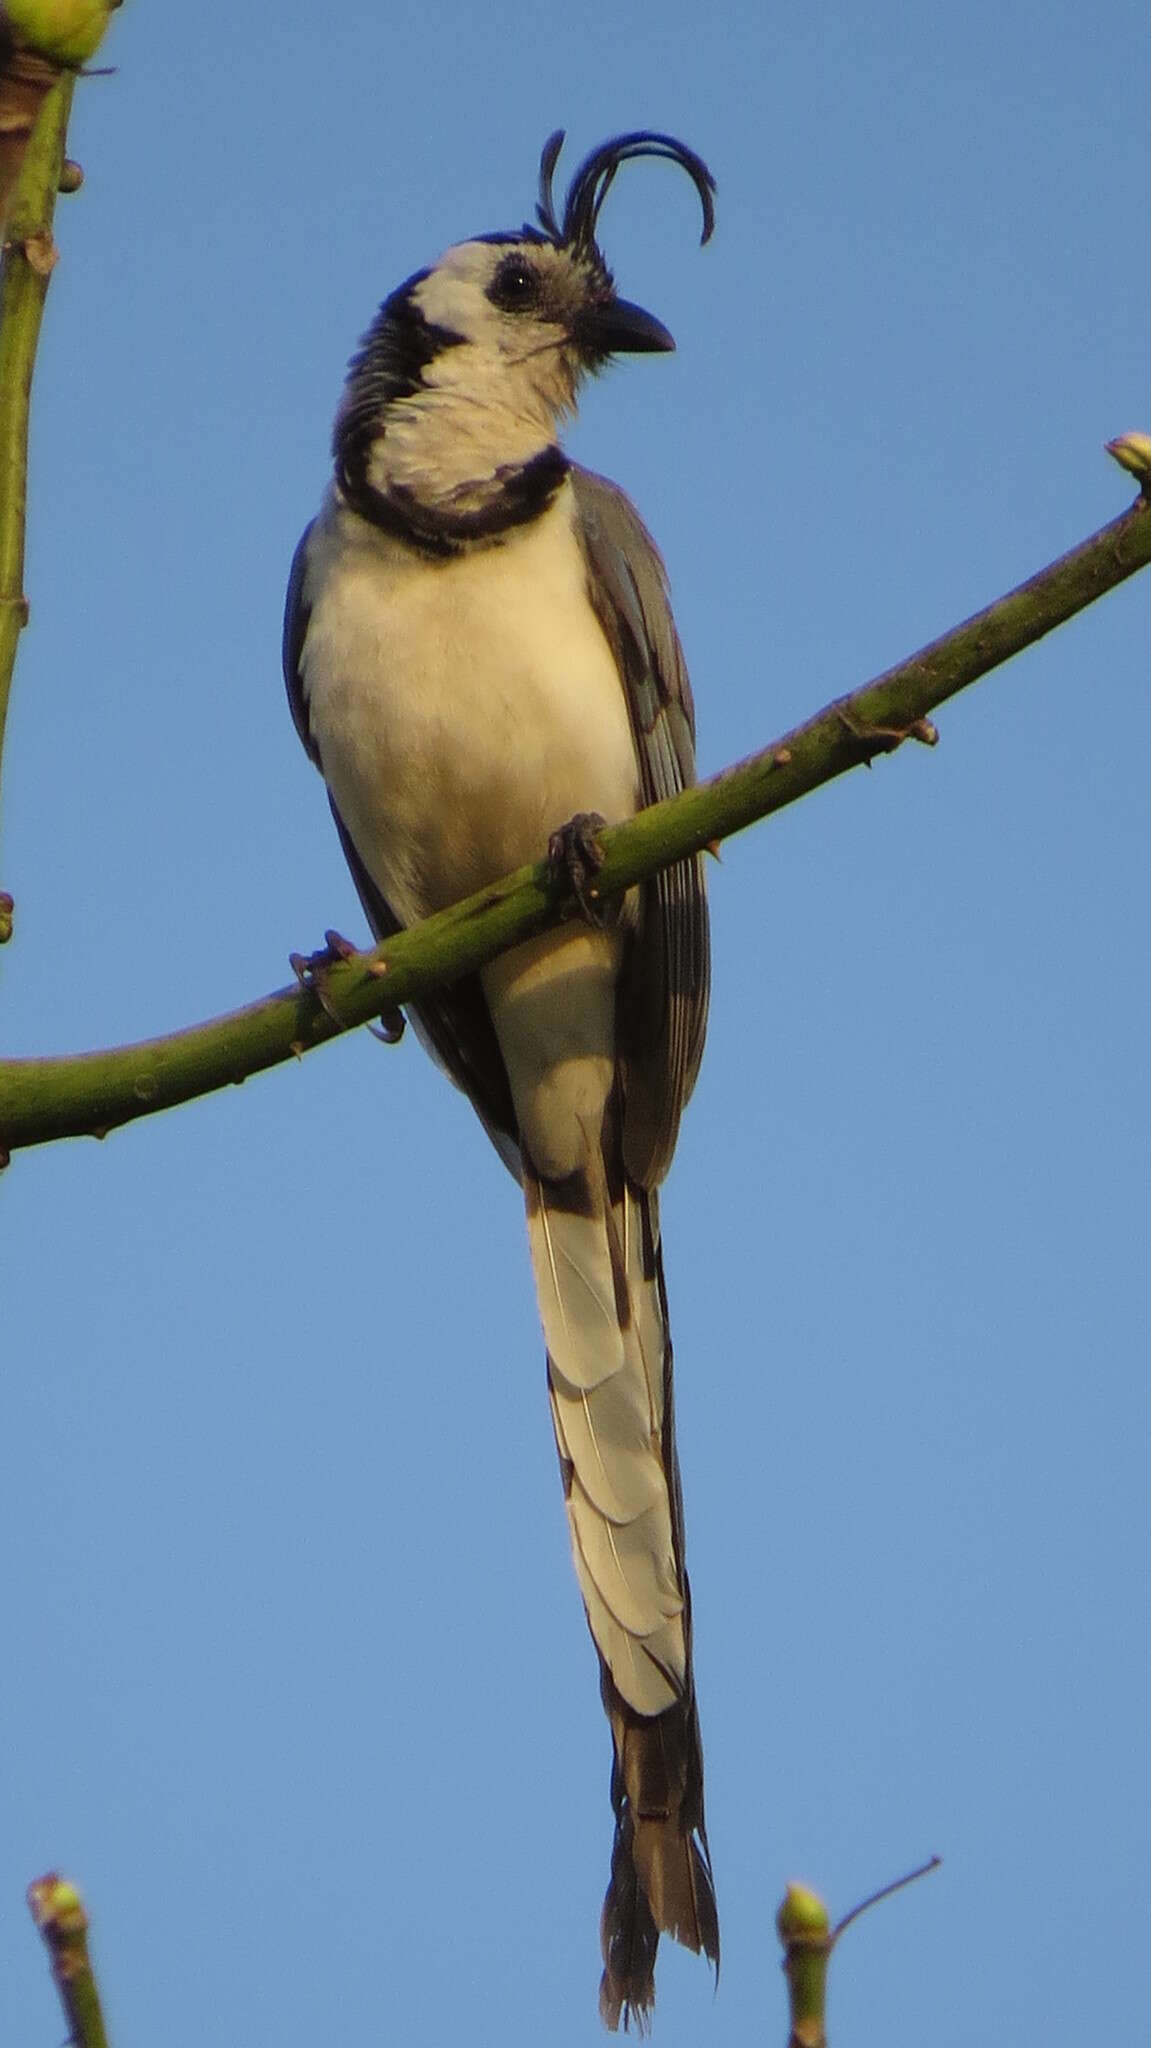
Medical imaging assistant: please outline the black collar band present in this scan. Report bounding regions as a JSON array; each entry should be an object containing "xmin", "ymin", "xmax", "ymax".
[{"xmin": 338, "ymin": 445, "xmax": 571, "ymax": 558}]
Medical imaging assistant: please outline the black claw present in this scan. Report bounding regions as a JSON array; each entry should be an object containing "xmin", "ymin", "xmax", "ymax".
[
  {"xmin": 368, "ymin": 1008, "xmax": 406, "ymax": 1046},
  {"xmin": 548, "ymin": 811, "xmax": 608, "ymax": 924},
  {"xmin": 290, "ymin": 929, "xmax": 361, "ymax": 989}
]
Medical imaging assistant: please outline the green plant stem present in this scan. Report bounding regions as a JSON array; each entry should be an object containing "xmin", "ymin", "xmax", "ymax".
[
  {"xmin": 27, "ymin": 1874, "xmax": 111, "ymax": 2048},
  {"xmin": 0, "ymin": 66, "xmax": 71, "ymax": 864},
  {"xmin": 777, "ymin": 1884, "xmax": 832, "ymax": 2048},
  {"xmin": 0, "ymin": 485, "xmax": 1149, "ymax": 1157},
  {"xmin": 776, "ymin": 1859, "xmax": 940, "ymax": 2046}
]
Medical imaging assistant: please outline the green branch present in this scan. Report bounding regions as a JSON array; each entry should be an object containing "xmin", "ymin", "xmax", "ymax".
[
  {"xmin": 0, "ymin": 475, "xmax": 1148, "ymax": 1159},
  {"xmin": 27, "ymin": 1873, "xmax": 112, "ymax": 2048},
  {"xmin": 0, "ymin": 60, "xmax": 71, "ymax": 896}
]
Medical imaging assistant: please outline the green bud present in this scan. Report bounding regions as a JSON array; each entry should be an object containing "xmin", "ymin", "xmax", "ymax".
[
  {"xmin": 27, "ymin": 1872, "xmax": 88, "ymax": 1931},
  {"xmin": 777, "ymin": 1882, "xmax": 831, "ymax": 1942},
  {"xmin": 1106, "ymin": 432, "xmax": 1151, "ymax": 483},
  {"xmin": 0, "ymin": 0, "xmax": 115, "ymax": 66}
]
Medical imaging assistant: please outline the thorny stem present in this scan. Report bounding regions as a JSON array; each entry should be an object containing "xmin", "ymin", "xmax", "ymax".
[
  {"xmin": 0, "ymin": 65, "xmax": 71, "ymax": 890},
  {"xmin": 0, "ymin": 478, "xmax": 1149, "ymax": 1156}
]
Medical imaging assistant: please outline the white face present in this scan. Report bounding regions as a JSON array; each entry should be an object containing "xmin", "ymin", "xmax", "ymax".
[{"xmin": 410, "ymin": 238, "xmax": 595, "ymax": 427}]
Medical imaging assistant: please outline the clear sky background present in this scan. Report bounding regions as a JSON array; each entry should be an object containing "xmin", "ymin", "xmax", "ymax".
[{"xmin": 3, "ymin": 4, "xmax": 1148, "ymax": 2044}]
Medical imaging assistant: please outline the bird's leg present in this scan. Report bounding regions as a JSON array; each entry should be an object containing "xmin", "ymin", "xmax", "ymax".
[
  {"xmin": 289, "ymin": 929, "xmax": 406, "ymax": 1043},
  {"xmin": 548, "ymin": 810, "xmax": 608, "ymax": 925}
]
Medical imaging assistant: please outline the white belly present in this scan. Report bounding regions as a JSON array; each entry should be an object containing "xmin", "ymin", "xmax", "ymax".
[{"xmin": 300, "ymin": 481, "xmax": 639, "ymax": 927}]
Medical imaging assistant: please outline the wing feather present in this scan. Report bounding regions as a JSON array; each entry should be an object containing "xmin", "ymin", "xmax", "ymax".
[{"xmin": 570, "ymin": 466, "xmax": 710, "ymax": 1188}]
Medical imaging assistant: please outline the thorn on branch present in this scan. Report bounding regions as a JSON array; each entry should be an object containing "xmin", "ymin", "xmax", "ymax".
[
  {"xmin": 18, "ymin": 227, "xmax": 56, "ymax": 273},
  {"xmin": 58, "ymin": 156, "xmax": 82, "ymax": 192},
  {"xmin": 835, "ymin": 704, "xmax": 939, "ymax": 767},
  {"xmin": 0, "ymin": 887, "xmax": 13, "ymax": 942}
]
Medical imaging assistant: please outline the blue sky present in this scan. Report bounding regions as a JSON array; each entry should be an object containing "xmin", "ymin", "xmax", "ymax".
[{"xmin": 3, "ymin": 3, "xmax": 1148, "ymax": 2044}]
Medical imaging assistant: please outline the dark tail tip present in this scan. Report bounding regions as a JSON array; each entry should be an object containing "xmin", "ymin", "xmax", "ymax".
[
  {"xmin": 599, "ymin": 1803, "xmax": 718, "ymax": 2030},
  {"xmin": 599, "ymin": 1812, "xmax": 659, "ymax": 2032}
]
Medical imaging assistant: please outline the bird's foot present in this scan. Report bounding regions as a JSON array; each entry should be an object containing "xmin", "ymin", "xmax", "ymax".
[
  {"xmin": 289, "ymin": 929, "xmax": 405, "ymax": 1043},
  {"xmin": 548, "ymin": 811, "xmax": 607, "ymax": 925},
  {"xmin": 289, "ymin": 927, "xmax": 360, "ymax": 987}
]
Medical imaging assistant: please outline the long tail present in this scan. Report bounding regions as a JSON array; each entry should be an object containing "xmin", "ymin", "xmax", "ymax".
[{"xmin": 524, "ymin": 1132, "xmax": 718, "ymax": 2030}]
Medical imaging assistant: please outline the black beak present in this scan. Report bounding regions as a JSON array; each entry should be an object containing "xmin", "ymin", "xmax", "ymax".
[{"xmin": 575, "ymin": 294, "xmax": 676, "ymax": 358}]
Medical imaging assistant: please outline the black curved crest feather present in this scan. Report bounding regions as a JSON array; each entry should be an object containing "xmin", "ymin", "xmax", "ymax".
[{"xmin": 535, "ymin": 129, "xmax": 716, "ymax": 265}]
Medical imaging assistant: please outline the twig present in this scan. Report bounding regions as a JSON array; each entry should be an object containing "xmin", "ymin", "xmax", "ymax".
[
  {"xmin": 27, "ymin": 1873, "xmax": 111, "ymax": 2048},
  {"xmin": 831, "ymin": 1854, "xmax": 942, "ymax": 1941},
  {"xmin": 777, "ymin": 1857, "xmax": 940, "ymax": 2047},
  {"xmin": 0, "ymin": 476, "xmax": 1148, "ymax": 1154},
  {"xmin": 0, "ymin": 63, "xmax": 71, "ymax": 900}
]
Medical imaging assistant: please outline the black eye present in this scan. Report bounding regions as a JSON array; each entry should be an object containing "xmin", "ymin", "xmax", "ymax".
[{"xmin": 488, "ymin": 256, "xmax": 541, "ymax": 313}]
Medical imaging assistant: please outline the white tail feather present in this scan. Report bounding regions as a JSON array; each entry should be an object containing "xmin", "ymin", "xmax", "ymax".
[
  {"xmin": 549, "ymin": 1368, "xmax": 664, "ymax": 1522},
  {"xmin": 530, "ymin": 1193, "xmax": 625, "ymax": 1389},
  {"xmin": 525, "ymin": 1162, "xmax": 687, "ymax": 1718},
  {"xmin": 580, "ymin": 1570, "xmax": 682, "ymax": 1717}
]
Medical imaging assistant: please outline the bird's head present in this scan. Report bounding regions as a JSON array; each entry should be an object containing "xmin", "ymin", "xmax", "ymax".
[{"xmin": 335, "ymin": 131, "xmax": 715, "ymax": 517}]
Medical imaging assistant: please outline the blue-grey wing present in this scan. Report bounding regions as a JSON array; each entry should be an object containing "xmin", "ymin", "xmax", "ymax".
[
  {"xmin": 283, "ymin": 524, "xmax": 321, "ymax": 766},
  {"xmin": 282, "ymin": 523, "xmax": 521, "ymax": 1176},
  {"xmin": 571, "ymin": 465, "xmax": 710, "ymax": 1188}
]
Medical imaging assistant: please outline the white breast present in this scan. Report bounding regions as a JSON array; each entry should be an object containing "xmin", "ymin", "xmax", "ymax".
[{"xmin": 300, "ymin": 480, "xmax": 639, "ymax": 927}]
